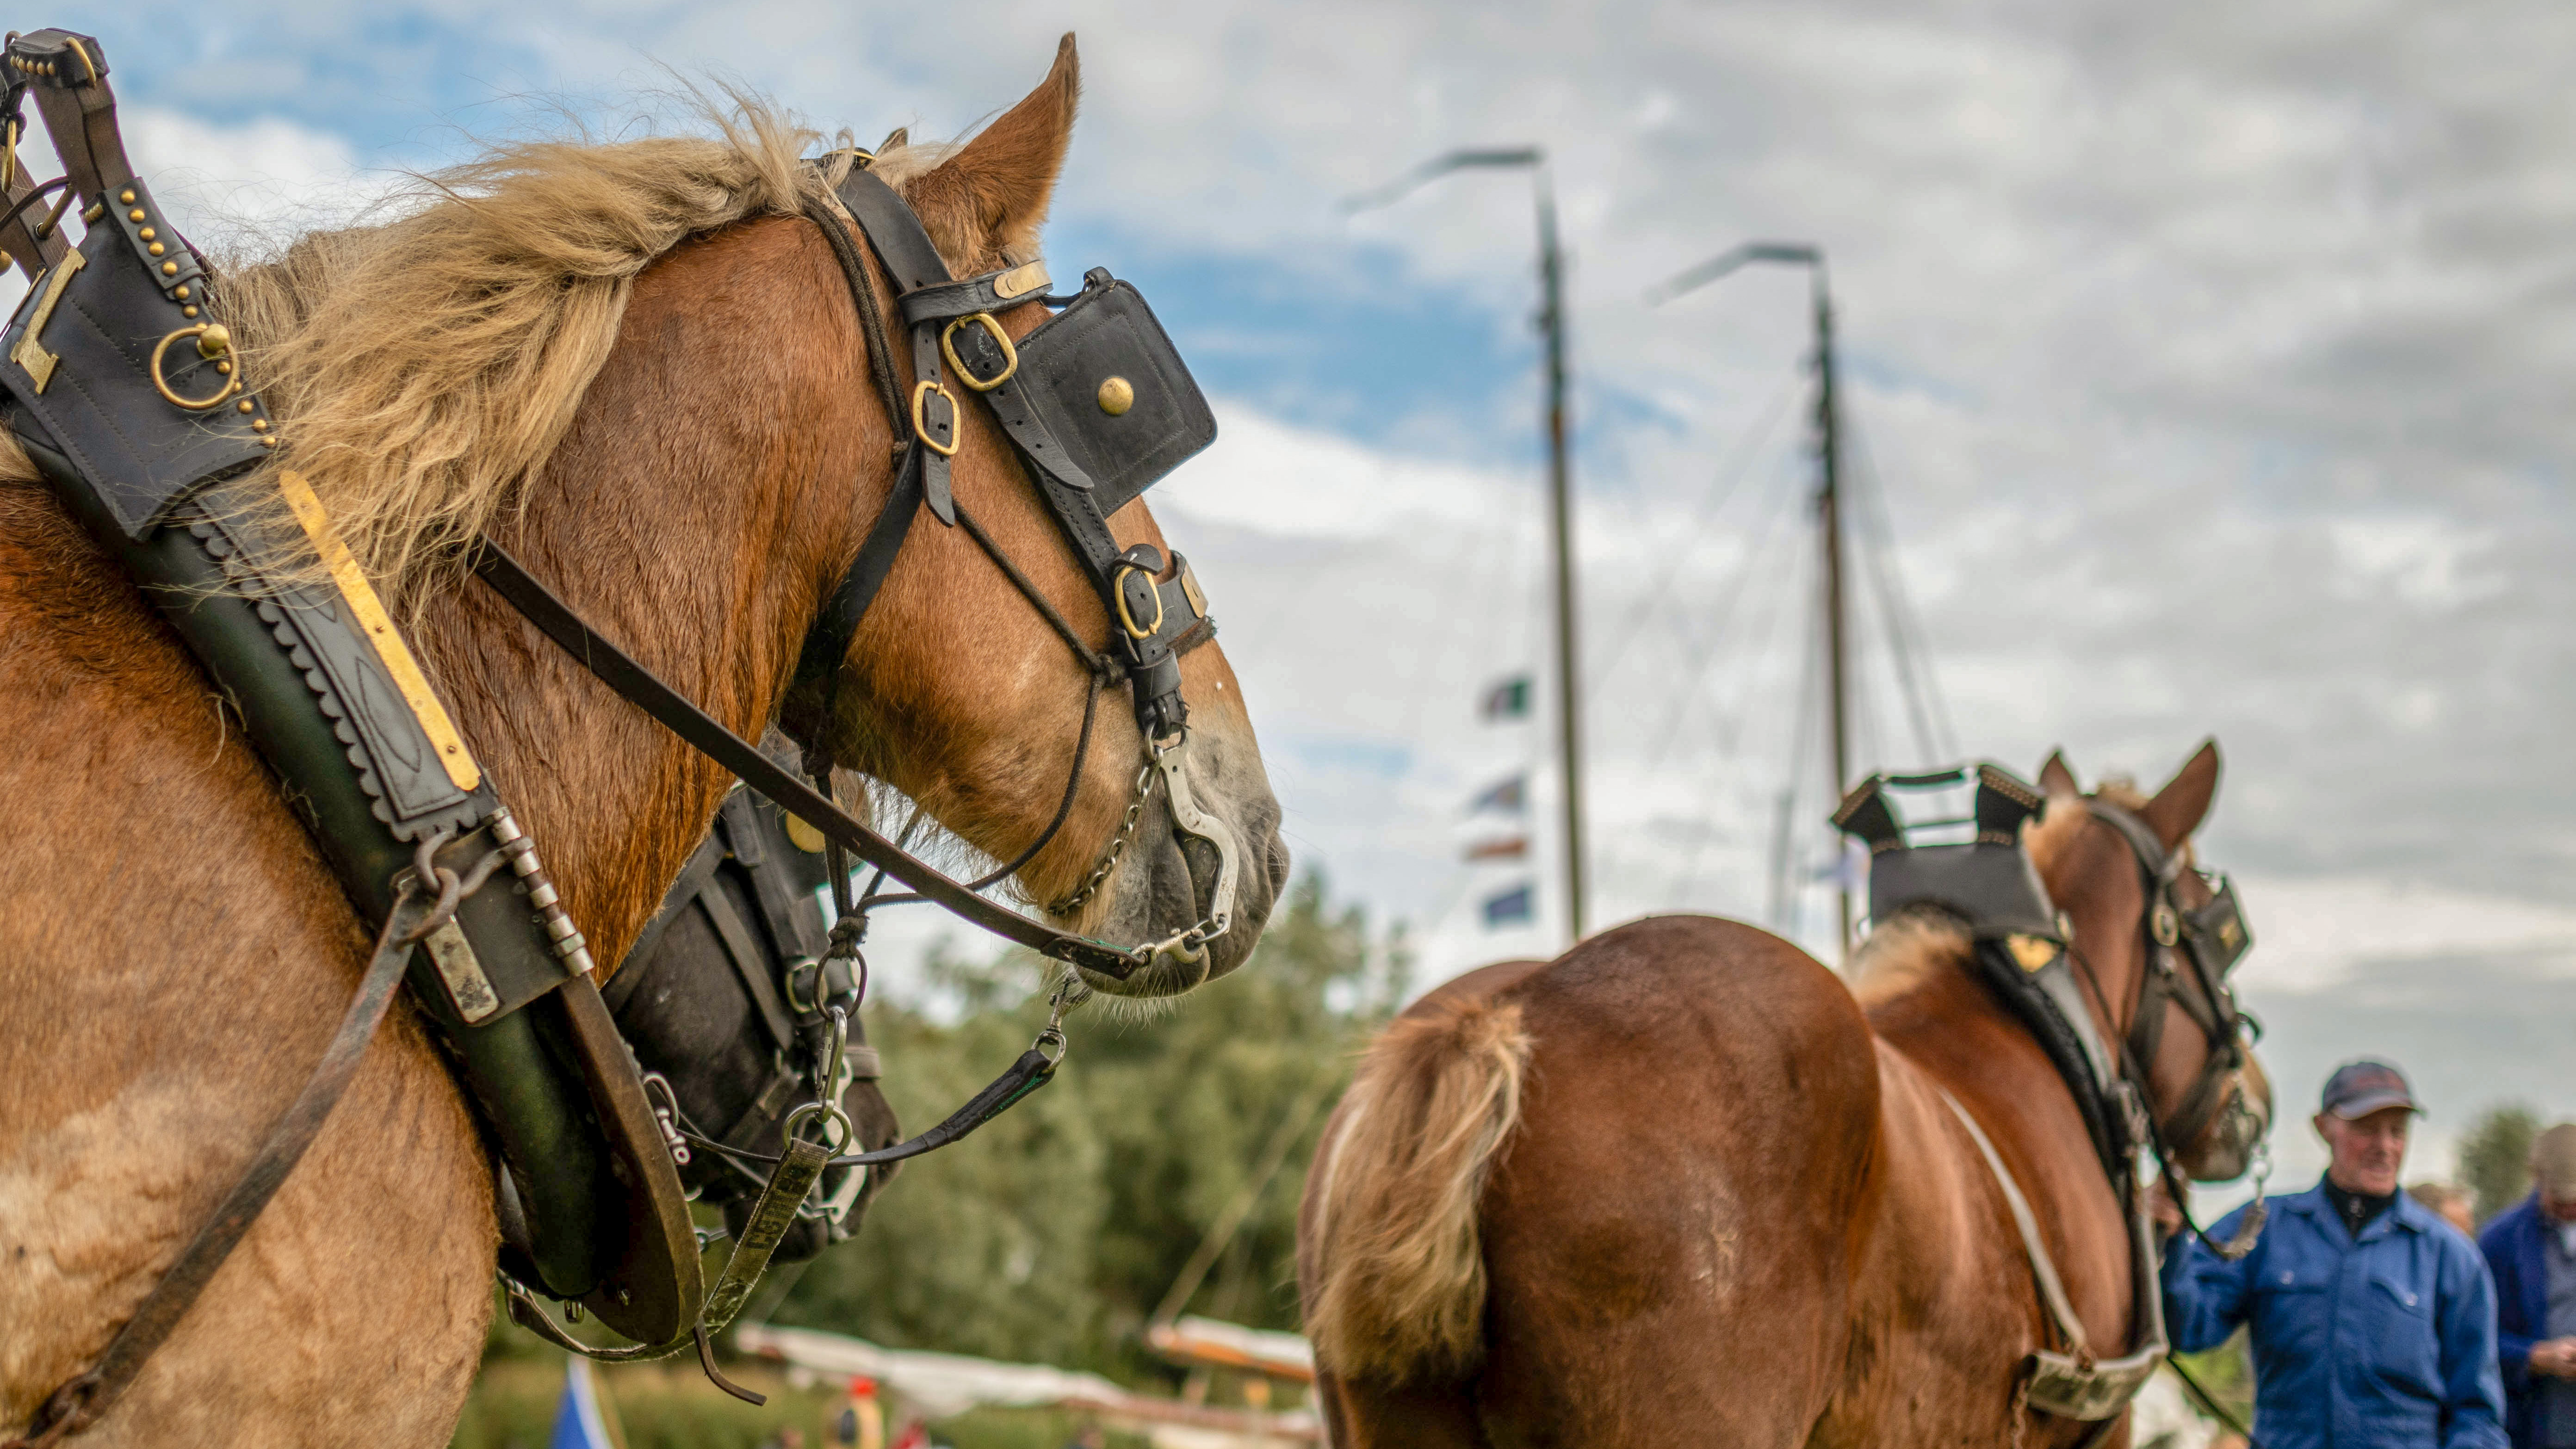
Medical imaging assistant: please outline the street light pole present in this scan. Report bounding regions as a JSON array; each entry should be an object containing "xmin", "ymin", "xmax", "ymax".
[
  {"xmin": 1650, "ymin": 242, "xmax": 1853, "ymax": 958},
  {"xmin": 1349, "ymin": 149, "xmax": 1587, "ymax": 944}
]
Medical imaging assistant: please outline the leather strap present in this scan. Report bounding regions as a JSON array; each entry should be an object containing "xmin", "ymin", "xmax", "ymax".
[
  {"xmin": 468, "ymin": 540, "xmax": 1146, "ymax": 980},
  {"xmin": 5, "ymin": 887, "xmax": 434, "ymax": 1448}
]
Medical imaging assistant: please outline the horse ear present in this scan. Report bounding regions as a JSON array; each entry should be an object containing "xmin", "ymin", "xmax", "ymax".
[
  {"xmin": 2139, "ymin": 739, "xmax": 2222, "ymax": 851},
  {"xmin": 908, "ymin": 34, "xmax": 1080, "ymax": 268},
  {"xmin": 2038, "ymin": 749, "xmax": 2080, "ymax": 798}
]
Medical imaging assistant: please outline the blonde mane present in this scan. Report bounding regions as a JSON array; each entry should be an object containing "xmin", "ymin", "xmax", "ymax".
[
  {"xmin": 194, "ymin": 97, "xmax": 865, "ymax": 603},
  {"xmin": 0, "ymin": 96, "xmax": 979, "ymax": 610}
]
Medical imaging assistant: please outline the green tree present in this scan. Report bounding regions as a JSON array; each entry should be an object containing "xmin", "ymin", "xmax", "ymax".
[
  {"xmin": 774, "ymin": 873, "xmax": 1403, "ymax": 1381},
  {"xmin": 2458, "ymin": 1103, "xmax": 2541, "ymax": 1225}
]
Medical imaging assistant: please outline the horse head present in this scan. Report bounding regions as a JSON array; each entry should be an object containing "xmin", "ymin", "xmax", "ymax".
[
  {"xmin": 2033, "ymin": 741, "xmax": 2273, "ymax": 1184},
  {"xmin": 777, "ymin": 38, "xmax": 1289, "ymax": 998}
]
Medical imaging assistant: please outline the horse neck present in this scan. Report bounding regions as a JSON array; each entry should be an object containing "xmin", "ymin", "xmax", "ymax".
[{"xmin": 409, "ymin": 217, "xmax": 880, "ymax": 972}]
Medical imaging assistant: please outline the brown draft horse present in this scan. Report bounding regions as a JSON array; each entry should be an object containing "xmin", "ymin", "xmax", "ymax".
[
  {"xmin": 0, "ymin": 40, "xmax": 1287, "ymax": 1448},
  {"xmin": 1300, "ymin": 744, "xmax": 2271, "ymax": 1447}
]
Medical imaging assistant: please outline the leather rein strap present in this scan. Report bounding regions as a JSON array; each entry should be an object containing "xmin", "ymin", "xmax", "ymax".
[
  {"xmin": 470, "ymin": 543, "xmax": 1146, "ymax": 981},
  {"xmin": 5, "ymin": 876, "xmax": 450, "ymax": 1449}
]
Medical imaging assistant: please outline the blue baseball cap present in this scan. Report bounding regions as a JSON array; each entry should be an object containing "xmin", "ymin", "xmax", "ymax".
[{"xmin": 2321, "ymin": 1059, "xmax": 2422, "ymax": 1120}]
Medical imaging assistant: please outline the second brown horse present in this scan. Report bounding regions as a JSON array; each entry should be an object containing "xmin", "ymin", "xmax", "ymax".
[{"xmin": 1300, "ymin": 743, "xmax": 2271, "ymax": 1447}]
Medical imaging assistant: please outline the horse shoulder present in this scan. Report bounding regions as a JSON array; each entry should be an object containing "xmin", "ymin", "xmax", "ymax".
[{"xmin": 0, "ymin": 487, "xmax": 489, "ymax": 1448}]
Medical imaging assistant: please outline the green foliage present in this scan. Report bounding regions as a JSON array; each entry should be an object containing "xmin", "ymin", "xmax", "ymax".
[
  {"xmin": 2460, "ymin": 1102, "xmax": 2542, "ymax": 1225},
  {"xmin": 2170, "ymin": 1327, "xmax": 2254, "ymax": 1428},
  {"xmin": 772, "ymin": 873, "xmax": 1402, "ymax": 1383}
]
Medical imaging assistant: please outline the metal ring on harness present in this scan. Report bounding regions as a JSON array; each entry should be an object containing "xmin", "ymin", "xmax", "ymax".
[
  {"xmin": 1112, "ymin": 562, "xmax": 1163, "ymax": 640},
  {"xmin": 909, "ymin": 378, "xmax": 960, "ymax": 457},
  {"xmin": 148, "ymin": 324, "xmax": 242, "ymax": 411},
  {"xmin": 940, "ymin": 313, "xmax": 1018, "ymax": 392}
]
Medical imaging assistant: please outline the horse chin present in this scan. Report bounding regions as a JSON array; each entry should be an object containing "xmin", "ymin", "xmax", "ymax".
[
  {"xmin": 2178, "ymin": 1072, "xmax": 2273, "ymax": 1183},
  {"xmin": 1071, "ymin": 760, "xmax": 1288, "ymax": 1000}
]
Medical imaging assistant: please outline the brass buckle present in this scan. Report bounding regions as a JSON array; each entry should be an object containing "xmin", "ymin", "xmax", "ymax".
[
  {"xmin": 148, "ymin": 322, "xmax": 243, "ymax": 411},
  {"xmin": 940, "ymin": 312, "xmax": 1017, "ymax": 392},
  {"xmin": 1112, "ymin": 562, "xmax": 1164, "ymax": 641},
  {"xmin": 909, "ymin": 378, "xmax": 960, "ymax": 458}
]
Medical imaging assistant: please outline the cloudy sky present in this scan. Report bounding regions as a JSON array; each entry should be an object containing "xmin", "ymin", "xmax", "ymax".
[{"xmin": 51, "ymin": 0, "xmax": 2576, "ymax": 1187}]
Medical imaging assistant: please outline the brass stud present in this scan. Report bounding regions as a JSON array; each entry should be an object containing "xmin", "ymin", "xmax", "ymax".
[
  {"xmin": 173, "ymin": 285, "xmax": 190, "ymax": 300},
  {"xmin": 119, "ymin": 188, "xmax": 136, "ymax": 204},
  {"xmin": 128, "ymin": 209, "xmax": 144, "ymax": 223},
  {"xmin": 181, "ymin": 305, "xmax": 199, "ymax": 318},
  {"xmin": 1096, "ymin": 376, "xmax": 1135, "ymax": 416},
  {"xmin": 259, "ymin": 435, "xmax": 277, "ymax": 449},
  {"xmin": 138, "ymin": 227, "xmax": 155, "ymax": 241},
  {"xmin": 237, "ymin": 399, "xmax": 254, "ymax": 414},
  {"xmin": 197, "ymin": 324, "xmax": 231, "ymax": 358},
  {"xmin": 251, "ymin": 419, "xmax": 270, "ymax": 433},
  {"xmin": 214, "ymin": 361, "xmax": 231, "ymax": 375},
  {"xmin": 147, "ymin": 242, "xmax": 165, "ymax": 257},
  {"xmin": 160, "ymin": 261, "xmax": 178, "ymax": 275}
]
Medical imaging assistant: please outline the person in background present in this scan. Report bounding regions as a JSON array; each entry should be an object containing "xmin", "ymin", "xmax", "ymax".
[
  {"xmin": 2478, "ymin": 1122, "xmax": 2576, "ymax": 1448},
  {"xmin": 2415, "ymin": 1182, "xmax": 2480, "ymax": 1238},
  {"xmin": 2158, "ymin": 1059, "xmax": 2507, "ymax": 1449}
]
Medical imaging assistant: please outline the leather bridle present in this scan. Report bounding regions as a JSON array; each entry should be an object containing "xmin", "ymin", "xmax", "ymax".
[
  {"xmin": 2068, "ymin": 799, "xmax": 2268, "ymax": 1257},
  {"xmin": 470, "ymin": 151, "xmax": 1240, "ymax": 990}
]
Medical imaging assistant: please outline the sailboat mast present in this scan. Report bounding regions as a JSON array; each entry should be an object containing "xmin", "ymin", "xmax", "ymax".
[
  {"xmin": 1813, "ymin": 267, "xmax": 1852, "ymax": 959},
  {"xmin": 1539, "ymin": 178, "xmax": 1586, "ymax": 944}
]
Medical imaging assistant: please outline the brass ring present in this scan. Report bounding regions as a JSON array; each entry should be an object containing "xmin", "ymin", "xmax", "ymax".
[
  {"xmin": 62, "ymin": 37, "xmax": 97, "ymax": 86},
  {"xmin": 149, "ymin": 325, "xmax": 243, "ymax": 412},
  {"xmin": 940, "ymin": 312, "xmax": 1018, "ymax": 392},
  {"xmin": 1112, "ymin": 563, "xmax": 1164, "ymax": 641},
  {"xmin": 909, "ymin": 378, "xmax": 960, "ymax": 458}
]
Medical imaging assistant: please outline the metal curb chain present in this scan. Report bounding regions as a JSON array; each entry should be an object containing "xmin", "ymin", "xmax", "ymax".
[{"xmin": 1046, "ymin": 743, "xmax": 1165, "ymax": 916}]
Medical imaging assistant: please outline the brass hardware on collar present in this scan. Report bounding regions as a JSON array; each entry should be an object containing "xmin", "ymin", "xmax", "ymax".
[
  {"xmin": 236, "ymin": 399, "xmax": 254, "ymax": 413},
  {"xmin": 783, "ymin": 812, "xmax": 828, "ymax": 853},
  {"xmin": 173, "ymin": 284, "xmax": 190, "ymax": 299},
  {"xmin": 1111, "ymin": 562, "xmax": 1164, "ymax": 640},
  {"xmin": 909, "ymin": 378, "xmax": 960, "ymax": 458},
  {"xmin": 138, "ymin": 226, "xmax": 154, "ymax": 240},
  {"xmin": 127, "ymin": 208, "xmax": 144, "ymax": 222},
  {"xmin": 62, "ymin": 37, "xmax": 97, "ymax": 85},
  {"xmin": 80, "ymin": 202, "xmax": 101, "ymax": 224},
  {"xmin": 1177, "ymin": 558, "xmax": 1208, "ymax": 618},
  {"xmin": 10, "ymin": 248, "xmax": 83, "ymax": 392},
  {"xmin": 1096, "ymin": 376, "xmax": 1134, "ymax": 416},
  {"xmin": 940, "ymin": 312, "xmax": 1017, "ymax": 392},
  {"xmin": 2006, "ymin": 935, "xmax": 2060, "ymax": 972},
  {"xmin": 160, "ymin": 260, "xmax": 178, "ymax": 275},
  {"xmin": 181, "ymin": 305, "xmax": 198, "ymax": 318},
  {"xmin": 991, "ymin": 260, "xmax": 1051, "ymax": 300},
  {"xmin": 119, "ymin": 187, "xmax": 136, "ymax": 204},
  {"xmin": 277, "ymin": 470, "xmax": 483, "ymax": 793},
  {"xmin": 146, "ymin": 241, "xmax": 164, "ymax": 256},
  {"xmin": 148, "ymin": 323, "xmax": 243, "ymax": 410}
]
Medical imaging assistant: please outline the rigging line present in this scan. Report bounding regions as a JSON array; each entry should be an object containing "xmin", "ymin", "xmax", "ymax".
[
  {"xmin": 1759, "ymin": 581, "xmax": 1828, "ymax": 929},
  {"xmin": 1845, "ymin": 418, "xmax": 1958, "ymax": 759},
  {"xmin": 1587, "ymin": 368, "xmax": 1804, "ymax": 689},
  {"xmin": 1634, "ymin": 455, "xmax": 1808, "ymax": 776},
  {"xmin": 1661, "ymin": 518, "xmax": 1818, "ymax": 906},
  {"xmin": 1842, "ymin": 433, "xmax": 1938, "ymax": 767}
]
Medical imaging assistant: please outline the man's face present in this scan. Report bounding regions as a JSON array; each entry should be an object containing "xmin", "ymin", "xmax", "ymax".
[
  {"xmin": 2316, "ymin": 1106, "xmax": 2411, "ymax": 1195},
  {"xmin": 2541, "ymin": 1192, "xmax": 2576, "ymax": 1225}
]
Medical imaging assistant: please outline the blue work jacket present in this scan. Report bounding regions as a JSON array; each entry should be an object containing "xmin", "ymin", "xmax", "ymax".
[
  {"xmin": 2475, "ymin": 1194, "xmax": 2553, "ymax": 1447},
  {"xmin": 2163, "ymin": 1181, "xmax": 2507, "ymax": 1449}
]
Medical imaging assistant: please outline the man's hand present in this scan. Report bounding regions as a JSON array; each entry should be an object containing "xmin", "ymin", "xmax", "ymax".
[
  {"xmin": 2531, "ymin": 1338, "xmax": 2576, "ymax": 1377},
  {"xmin": 2149, "ymin": 1179, "xmax": 2184, "ymax": 1240}
]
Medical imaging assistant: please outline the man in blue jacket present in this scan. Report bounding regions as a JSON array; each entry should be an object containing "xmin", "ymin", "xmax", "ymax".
[
  {"xmin": 2161, "ymin": 1059, "xmax": 2508, "ymax": 1449},
  {"xmin": 2477, "ymin": 1122, "xmax": 2576, "ymax": 1447}
]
